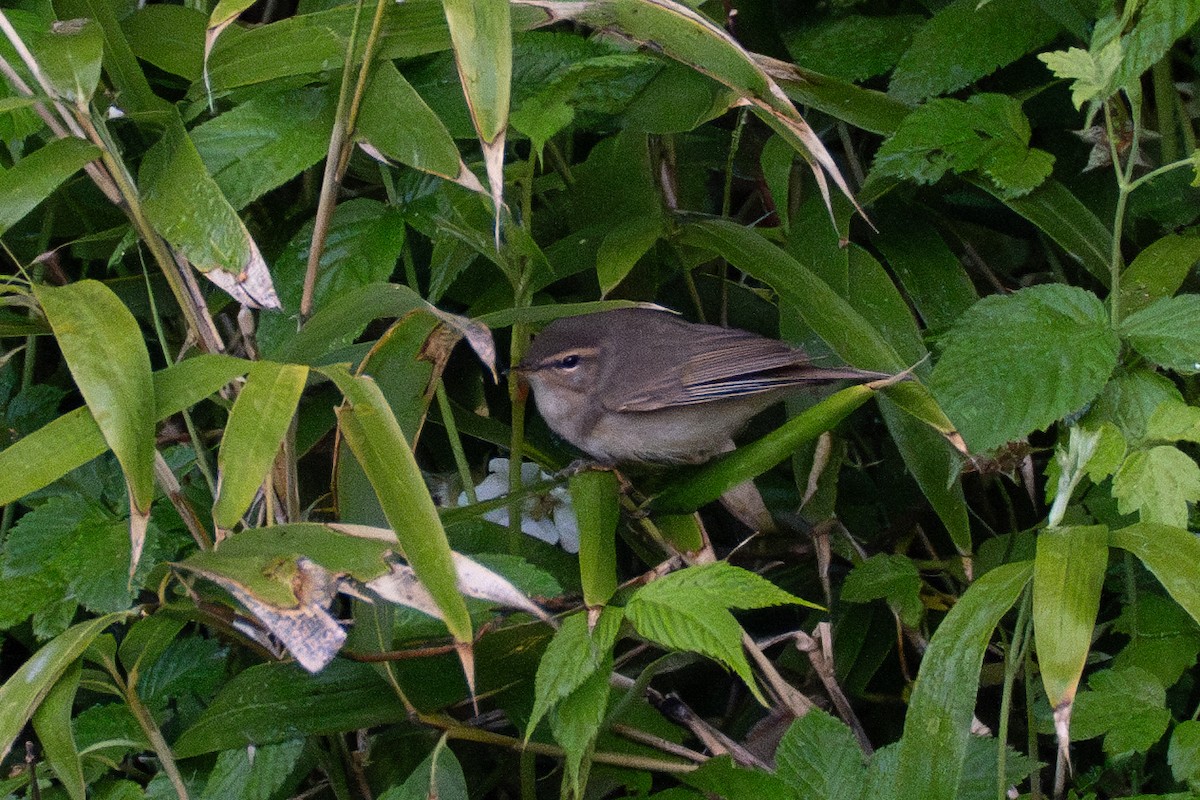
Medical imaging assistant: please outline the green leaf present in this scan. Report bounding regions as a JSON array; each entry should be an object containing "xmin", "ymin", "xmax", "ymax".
[
  {"xmin": 551, "ymin": 666, "xmax": 610, "ymax": 797},
  {"xmin": 1120, "ymin": 234, "xmax": 1200, "ymax": 316},
  {"xmin": 199, "ymin": 739, "xmax": 305, "ymax": 800},
  {"xmin": 569, "ymin": 469, "xmax": 620, "ymax": 607},
  {"xmin": 651, "ymin": 384, "xmax": 877, "ymax": 515},
  {"xmin": 1111, "ymin": 523, "xmax": 1200, "ymax": 631},
  {"xmin": 1106, "ymin": 0, "xmax": 1200, "ymax": 96},
  {"xmin": 894, "ymin": 560, "xmax": 1032, "ymax": 800},
  {"xmin": 212, "ymin": 361, "xmax": 308, "ymax": 530},
  {"xmin": 55, "ymin": 0, "xmax": 165, "ymax": 113},
  {"xmin": 123, "ymin": 5, "xmax": 206, "ymax": 81},
  {"xmin": 871, "ymin": 218, "xmax": 978, "ymax": 332},
  {"xmin": 841, "ymin": 553, "xmax": 923, "ymax": 628},
  {"xmin": 870, "ymin": 94, "xmax": 1053, "ymax": 198},
  {"xmin": 173, "ymin": 659, "xmax": 408, "ymax": 757},
  {"xmin": 34, "ymin": 17, "xmax": 104, "ymax": 103},
  {"xmin": 783, "ymin": 15, "xmax": 923, "ymax": 83},
  {"xmin": 1112, "ymin": 593, "xmax": 1200, "ymax": 687},
  {"xmin": 775, "ymin": 710, "xmax": 867, "ymax": 800},
  {"xmin": 378, "ymin": 742, "xmax": 468, "ymax": 800},
  {"xmin": 1120, "ymin": 295, "xmax": 1200, "ymax": 374},
  {"xmin": 889, "ymin": 0, "xmax": 1060, "ymax": 103},
  {"xmin": 1146, "ymin": 399, "xmax": 1200, "ymax": 443},
  {"xmin": 929, "ymin": 284, "xmax": 1120, "ymax": 452},
  {"xmin": 1084, "ymin": 369, "xmax": 1182, "ymax": 442},
  {"xmin": 258, "ymin": 203, "xmax": 408, "ymax": 361},
  {"xmin": 34, "ymin": 281, "xmax": 155, "ymax": 514},
  {"xmin": 683, "ymin": 755, "xmax": 798, "ymax": 799},
  {"xmin": 323, "ymin": 367, "xmax": 472, "ymax": 647},
  {"xmin": 30, "ymin": 660, "xmax": 84, "ymax": 800},
  {"xmin": 1038, "ymin": 42, "xmax": 1122, "ymax": 109},
  {"xmin": 1170, "ymin": 720, "xmax": 1200, "ymax": 791},
  {"xmin": 0, "ymin": 611, "xmax": 130, "ymax": 763},
  {"xmin": 625, "ymin": 562, "xmax": 818, "ymax": 703},
  {"xmin": 0, "ymin": 353, "xmax": 248, "ymax": 507},
  {"xmin": 357, "ymin": 62, "xmax": 468, "ymax": 183},
  {"xmin": 990, "ymin": 178, "xmax": 1112, "ymax": 287},
  {"xmin": 1070, "ymin": 667, "xmax": 1170, "ymax": 755},
  {"xmin": 1112, "ymin": 445, "xmax": 1200, "ymax": 527},
  {"xmin": 191, "ymin": 85, "xmax": 335, "ymax": 209},
  {"xmin": 1033, "ymin": 525, "xmax": 1108, "ymax": 708},
  {"xmin": 596, "ymin": 215, "xmax": 664, "ymax": 297},
  {"xmin": 0, "ymin": 137, "xmax": 100, "ymax": 236},
  {"xmin": 528, "ymin": 607, "xmax": 623, "ymax": 739}
]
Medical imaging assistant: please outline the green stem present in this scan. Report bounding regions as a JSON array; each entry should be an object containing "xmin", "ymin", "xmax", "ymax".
[
  {"xmin": 300, "ymin": 0, "xmax": 365, "ymax": 321},
  {"xmin": 1152, "ymin": 59, "xmax": 1178, "ymax": 164},
  {"xmin": 436, "ymin": 379, "xmax": 476, "ymax": 504},
  {"xmin": 998, "ymin": 585, "xmax": 1033, "ymax": 800},
  {"xmin": 120, "ymin": 673, "xmax": 189, "ymax": 799}
]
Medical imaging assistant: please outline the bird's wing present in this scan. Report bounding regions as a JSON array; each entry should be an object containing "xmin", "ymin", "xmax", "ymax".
[
  {"xmin": 610, "ymin": 328, "xmax": 888, "ymax": 412},
  {"xmin": 609, "ymin": 331, "xmax": 813, "ymax": 411}
]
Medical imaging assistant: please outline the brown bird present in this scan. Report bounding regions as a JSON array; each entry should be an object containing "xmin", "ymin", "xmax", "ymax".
[{"xmin": 516, "ymin": 307, "xmax": 890, "ymax": 465}]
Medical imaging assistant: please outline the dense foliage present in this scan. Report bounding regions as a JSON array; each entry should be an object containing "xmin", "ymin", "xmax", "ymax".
[{"xmin": 2, "ymin": 0, "xmax": 1200, "ymax": 798}]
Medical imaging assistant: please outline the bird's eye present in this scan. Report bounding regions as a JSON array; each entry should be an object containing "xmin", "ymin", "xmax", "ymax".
[{"xmin": 559, "ymin": 354, "xmax": 581, "ymax": 369}]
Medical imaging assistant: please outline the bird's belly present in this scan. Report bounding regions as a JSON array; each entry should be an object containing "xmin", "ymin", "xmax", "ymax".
[{"xmin": 586, "ymin": 405, "xmax": 748, "ymax": 464}]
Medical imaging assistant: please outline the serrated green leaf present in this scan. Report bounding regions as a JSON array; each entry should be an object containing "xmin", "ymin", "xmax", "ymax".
[
  {"xmin": 1112, "ymin": 445, "xmax": 1200, "ymax": 527},
  {"xmin": 626, "ymin": 563, "xmax": 816, "ymax": 704},
  {"xmin": 841, "ymin": 554, "xmax": 923, "ymax": 628},
  {"xmin": 199, "ymin": 739, "xmax": 305, "ymax": 800},
  {"xmin": 894, "ymin": 560, "xmax": 1032, "ymax": 800},
  {"xmin": 0, "ymin": 137, "xmax": 100, "ymax": 236},
  {"xmin": 34, "ymin": 281, "xmax": 155, "ymax": 514},
  {"xmin": 1120, "ymin": 295, "xmax": 1200, "ymax": 374},
  {"xmin": 1106, "ymin": 0, "xmax": 1200, "ymax": 96},
  {"xmin": 1038, "ymin": 41, "xmax": 1122, "ymax": 109},
  {"xmin": 528, "ymin": 607, "xmax": 622, "ymax": 738},
  {"xmin": 1070, "ymin": 667, "xmax": 1169, "ymax": 755},
  {"xmin": 1146, "ymin": 399, "xmax": 1200, "ymax": 443},
  {"xmin": 1034, "ymin": 525, "xmax": 1108, "ymax": 708},
  {"xmin": 1084, "ymin": 369, "xmax": 1182, "ymax": 443},
  {"xmin": 889, "ymin": 0, "xmax": 1060, "ymax": 103},
  {"xmin": 871, "ymin": 94, "xmax": 1053, "ymax": 198},
  {"xmin": 682, "ymin": 754, "xmax": 799, "ymax": 799},
  {"xmin": 1113, "ymin": 593, "xmax": 1200, "ymax": 687},
  {"xmin": 551, "ymin": 666, "xmax": 610, "ymax": 797},
  {"xmin": 1170, "ymin": 720, "xmax": 1200, "ymax": 790},
  {"xmin": 775, "ymin": 710, "xmax": 867, "ymax": 800},
  {"xmin": 930, "ymin": 284, "xmax": 1120, "ymax": 452},
  {"xmin": 783, "ymin": 15, "xmax": 923, "ymax": 83}
]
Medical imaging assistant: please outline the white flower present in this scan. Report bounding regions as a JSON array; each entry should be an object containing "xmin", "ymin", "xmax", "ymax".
[{"xmin": 458, "ymin": 458, "xmax": 579, "ymax": 553}]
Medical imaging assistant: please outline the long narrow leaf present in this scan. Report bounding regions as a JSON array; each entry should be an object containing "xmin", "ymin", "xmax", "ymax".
[
  {"xmin": 0, "ymin": 612, "xmax": 131, "ymax": 763},
  {"xmin": 0, "ymin": 354, "xmax": 248, "ymax": 507},
  {"xmin": 34, "ymin": 281, "xmax": 155, "ymax": 516},
  {"xmin": 894, "ymin": 561, "xmax": 1033, "ymax": 800},
  {"xmin": 322, "ymin": 366, "xmax": 472, "ymax": 647},
  {"xmin": 212, "ymin": 361, "xmax": 308, "ymax": 530}
]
